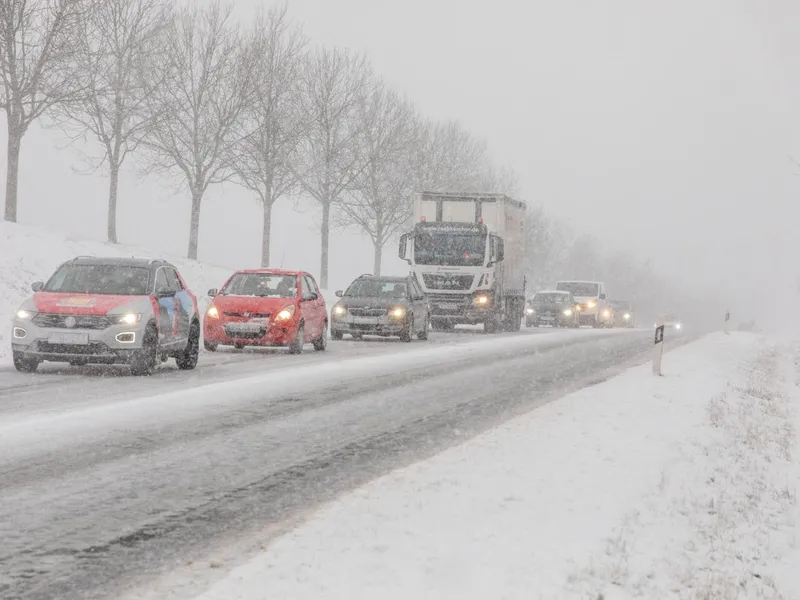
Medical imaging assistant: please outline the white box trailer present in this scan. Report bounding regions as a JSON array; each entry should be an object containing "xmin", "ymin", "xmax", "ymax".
[{"xmin": 399, "ymin": 192, "xmax": 527, "ymax": 332}]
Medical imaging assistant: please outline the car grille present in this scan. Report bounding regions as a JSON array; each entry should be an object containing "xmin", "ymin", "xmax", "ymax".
[
  {"xmin": 34, "ymin": 341, "xmax": 112, "ymax": 355},
  {"xmin": 421, "ymin": 274, "xmax": 474, "ymax": 291},
  {"xmin": 32, "ymin": 313, "xmax": 111, "ymax": 330},
  {"xmin": 223, "ymin": 312, "xmax": 270, "ymax": 318},
  {"xmin": 348, "ymin": 308, "xmax": 387, "ymax": 317}
]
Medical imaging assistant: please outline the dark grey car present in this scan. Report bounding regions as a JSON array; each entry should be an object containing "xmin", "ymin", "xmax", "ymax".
[{"xmin": 330, "ymin": 275, "xmax": 430, "ymax": 342}]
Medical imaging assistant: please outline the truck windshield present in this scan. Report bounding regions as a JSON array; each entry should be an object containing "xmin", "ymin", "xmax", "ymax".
[
  {"xmin": 556, "ymin": 282, "xmax": 599, "ymax": 297},
  {"xmin": 414, "ymin": 233, "xmax": 486, "ymax": 267}
]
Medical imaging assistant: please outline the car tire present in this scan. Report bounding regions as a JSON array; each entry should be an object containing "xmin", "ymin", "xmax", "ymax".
[
  {"xmin": 351, "ymin": 333, "xmax": 363, "ymax": 340},
  {"xmin": 130, "ymin": 325, "xmax": 158, "ymax": 376},
  {"xmin": 331, "ymin": 329, "xmax": 344, "ymax": 341},
  {"xmin": 313, "ymin": 323, "xmax": 328, "ymax": 351},
  {"xmin": 417, "ymin": 317, "xmax": 429, "ymax": 340},
  {"xmin": 289, "ymin": 324, "xmax": 304, "ymax": 354},
  {"xmin": 176, "ymin": 322, "xmax": 200, "ymax": 370},
  {"xmin": 234, "ymin": 342, "xmax": 246, "ymax": 350},
  {"xmin": 13, "ymin": 352, "xmax": 39, "ymax": 373},
  {"xmin": 204, "ymin": 340, "xmax": 218, "ymax": 352},
  {"xmin": 400, "ymin": 317, "xmax": 414, "ymax": 342}
]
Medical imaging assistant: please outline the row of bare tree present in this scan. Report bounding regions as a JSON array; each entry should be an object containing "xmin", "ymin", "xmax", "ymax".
[{"xmin": 0, "ymin": 0, "xmax": 513, "ymax": 287}]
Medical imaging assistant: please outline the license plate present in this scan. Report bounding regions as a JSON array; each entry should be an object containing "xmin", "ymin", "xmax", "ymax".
[
  {"xmin": 437, "ymin": 303, "xmax": 461, "ymax": 309},
  {"xmin": 48, "ymin": 332, "xmax": 89, "ymax": 345},
  {"xmin": 350, "ymin": 316, "xmax": 378, "ymax": 325},
  {"xmin": 540, "ymin": 316, "xmax": 555, "ymax": 321},
  {"xmin": 225, "ymin": 323, "xmax": 264, "ymax": 334}
]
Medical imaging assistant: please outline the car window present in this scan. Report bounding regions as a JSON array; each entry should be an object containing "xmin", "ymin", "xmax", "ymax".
[
  {"xmin": 301, "ymin": 276, "xmax": 312, "ymax": 297},
  {"xmin": 155, "ymin": 268, "xmax": 169, "ymax": 293},
  {"xmin": 165, "ymin": 268, "xmax": 181, "ymax": 292},
  {"xmin": 221, "ymin": 273, "xmax": 297, "ymax": 297},
  {"xmin": 345, "ymin": 279, "xmax": 408, "ymax": 298},
  {"xmin": 44, "ymin": 264, "xmax": 151, "ymax": 296},
  {"xmin": 305, "ymin": 275, "xmax": 320, "ymax": 294}
]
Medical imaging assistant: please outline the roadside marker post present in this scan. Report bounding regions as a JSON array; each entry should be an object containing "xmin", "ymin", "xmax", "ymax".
[
  {"xmin": 724, "ymin": 309, "xmax": 730, "ymax": 335},
  {"xmin": 653, "ymin": 315, "xmax": 665, "ymax": 376}
]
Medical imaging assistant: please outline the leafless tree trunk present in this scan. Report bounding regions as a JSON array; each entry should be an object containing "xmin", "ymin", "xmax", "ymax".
[
  {"xmin": 51, "ymin": 0, "xmax": 171, "ymax": 242},
  {"xmin": 0, "ymin": 0, "xmax": 86, "ymax": 222},
  {"xmin": 227, "ymin": 3, "xmax": 305, "ymax": 266},
  {"xmin": 294, "ymin": 47, "xmax": 369, "ymax": 287},
  {"xmin": 337, "ymin": 79, "xmax": 418, "ymax": 275},
  {"xmin": 139, "ymin": 1, "xmax": 250, "ymax": 260}
]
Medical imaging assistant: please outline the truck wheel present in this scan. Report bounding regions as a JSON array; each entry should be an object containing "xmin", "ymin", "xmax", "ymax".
[
  {"xmin": 484, "ymin": 317, "xmax": 499, "ymax": 334},
  {"xmin": 417, "ymin": 317, "xmax": 429, "ymax": 340}
]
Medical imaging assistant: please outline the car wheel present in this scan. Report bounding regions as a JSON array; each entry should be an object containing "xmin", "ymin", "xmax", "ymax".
[
  {"xmin": 13, "ymin": 352, "xmax": 39, "ymax": 373},
  {"xmin": 204, "ymin": 340, "xmax": 218, "ymax": 352},
  {"xmin": 130, "ymin": 325, "xmax": 158, "ymax": 376},
  {"xmin": 351, "ymin": 333, "xmax": 363, "ymax": 340},
  {"xmin": 313, "ymin": 323, "xmax": 328, "ymax": 351},
  {"xmin": 176, "ymin": 322, "xmax": 200, "ymax": 370},
  {"xmin": 331, "ymin": 329, "xmax": 344, "ymax": 341},
  {"xmin": 234, "ymin": 342, "xmax": 246, "ymax": 350},
  {"xmin": 289, "ymin": 323, "xmax": 304, "ymax": 354},
  {"xmin": 417, "ymin": 317, "xmax": 429, "ymax": 340},
  {"xmin": 400, "ymin": 316, "xmax": 414, "ymax": 342}
]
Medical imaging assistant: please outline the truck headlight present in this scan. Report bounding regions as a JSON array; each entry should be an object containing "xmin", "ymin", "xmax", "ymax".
[
  {"xmin": 389, "ymin": 307, "xmax": 405, "ymax": 318},
  {"xmin": 526, "ymin": 308, "xmax": 534, "ymax": 314},
  {"xmin": 109, "ymin": 313, "xmax": 141, "ymax": 325},
  {"xmin": 623, "ymin": 313, "xmax": 631, "ymax": 320},
  {"xmin": 587, "ymin": 301, "xmax": 596, "ymax": 308},
  {"xmin": 563, "ymin": 309, "xmax": 573, "ymax": 316},
  {"xmin": 602, "ymin": 309, "xmax": 610, "ymax": 318},
  {"xmin": 474, "ymin": 295, "xmax": 489, "ymax": 305}
]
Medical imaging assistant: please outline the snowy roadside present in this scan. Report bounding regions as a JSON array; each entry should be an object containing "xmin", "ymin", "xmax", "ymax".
[{"xmin": 134, "ymin": 332, "xmax": 799, "ymax": 600}]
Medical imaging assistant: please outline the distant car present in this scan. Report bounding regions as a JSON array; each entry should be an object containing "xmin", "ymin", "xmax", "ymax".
[
  {"xmin": 610, "ymin": 300, "xmax": 635, "ymax": 328},
  {"xmin": 330, "ymin": 274, "xmax": 430, "ymax": 342},
  {"xmin": 11, "ymin": 257, "xmax": 200, "ymax": 375},
  {"xmin": 665, "ymin": 314, "xmax": 683, "ymax": 330},
  {"xmin": 203, "ymin": 269, "xmax": 327, "ymax": 354},
  {"xmin": 526, "ymin": 290, "xmax": 579, "ymax": 328}
]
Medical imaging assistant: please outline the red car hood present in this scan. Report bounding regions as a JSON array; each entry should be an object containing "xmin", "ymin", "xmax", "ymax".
[
  {"xmin": 33, "ymin": 292, "xmax": 138, "ymax": 315},
  {"xmin": 212, "ymin": 295, "xmax": 295, "ymax": 316}
]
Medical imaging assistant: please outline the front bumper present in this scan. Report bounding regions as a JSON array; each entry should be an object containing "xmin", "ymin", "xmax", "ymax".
[
  {"xmin": 331, "ymin": 314, "xmax": 408, "ymax": 336},
  {"xmin": 11, "ymin": 319, "xmax": 147, "ymax": 363},
  {"xmin": 526, "ymin": 311, "xmax": 574, "ymax": 326},
  {"xmin": 203, "ymin": 318, "xmax": 298, "ymax": 346}
]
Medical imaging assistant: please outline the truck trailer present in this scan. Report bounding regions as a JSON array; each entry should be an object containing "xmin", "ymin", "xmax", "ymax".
[{"xmin": 398, "ymin": 192, "xmax": 527, "ymax": 333}]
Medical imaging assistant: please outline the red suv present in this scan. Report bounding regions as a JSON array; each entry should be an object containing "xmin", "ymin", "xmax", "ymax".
[{"xmin": 203, "ymin": 269, "xmax": 327, "ymax": 354}]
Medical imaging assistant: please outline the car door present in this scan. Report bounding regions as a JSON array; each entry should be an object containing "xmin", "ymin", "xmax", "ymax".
[
  {"xmin": 299, "ymin": 275, "xmax": 319, "ymax": 340},
  {"xmin": 166, "ymin": 267, "xmax": 192, "ymax": 344},
  {"xmin": 305, "ymin": 275, "xmax": 326, "ymax": 331},
  {"xmin": 153, "ymin": 267, "xmax": 175, "ymax": 346},
  {"xmin": 409, "ymin": 279, "xmax": 428, "ymax": 332}
]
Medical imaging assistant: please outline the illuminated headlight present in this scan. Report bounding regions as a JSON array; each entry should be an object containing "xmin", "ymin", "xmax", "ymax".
[
  {"xmin": 206, "ymin": 305, "xmax": 219, "ymax": 319},
  {"xmin": 275, "ymin": 305, "xmax": 296, "ymax": 321},
  {"xmin": 675, "ymin": 323, "xmax": 682, "ymax": 330},
  {"xmin": 602, "ymin": 310, "xmax": 611, "ymax": 318},
  {"xmin": 474, "ymin": 295, "xmax": 489, "ymax": 305},
  {"xmin": 109, "ymin": 313, "xmax": 141, "ymax": 325},
  {"xmin": 563, "ymin": 309, "xmax": 573, "ymax": 316},
  {"xmin": 16, "ymin": 309, "xmax": 35, "ymax": 320},
  {"xmin": 526, "ymin": 308, "xmax": 534, "ymax": 314},
  {"xmin": 623, "ymin": 313, "xmax": 631, "ymax": 320},
  {"xmin": 587, "ymin": 301, "xmax": 596, "ymax": 308},
  {"xmin": 389, "ymin": 307, "xmax": 406, "ymax": 318},
  {"xmin": 332, "ymin": 304, "xmax": 346, "ymax": 316}
]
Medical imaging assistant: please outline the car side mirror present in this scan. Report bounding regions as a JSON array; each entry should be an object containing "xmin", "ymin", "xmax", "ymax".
[
  {"xmin": 207, "ymin": 288, "xmax": 218, "ymax": 297},
  {"xmin": 600, "ymin": 293, "xmax": 606, "ymax": 300},
  {"xmin": 302, "ymin": 292, "xmax": 318, "ymax": 302},
  {"xmin": 32, "ymin": 281, "xmax": 43, "ymax": 292},
  {"xmin": 335, "ymin": 290, "xmax": 343, "ymax": 297},
  {"xmin": 156, "ymin": 287, "xmax": 176, "ymax": 298}
]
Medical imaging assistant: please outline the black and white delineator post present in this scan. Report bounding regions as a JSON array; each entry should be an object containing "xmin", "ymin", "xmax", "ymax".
[
  {"xmin": 724, "ymin": 309, "xmax": 730, "ymax": 335},
  {"xmin": 653, "ymin": 315, "xmax": 665, "ymax": 376}
]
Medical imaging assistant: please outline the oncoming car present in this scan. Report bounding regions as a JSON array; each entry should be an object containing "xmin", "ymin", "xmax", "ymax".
[
  {"xmin": 610, "ymin": 300, "xmax": 635, "ymax": 328},
  {"xmin": 330, "ymin": 274, "xmax": 430, "ymax": 342},
  {"xmin": 11, "ymin": 257, "xmax": 200, "ymax": 375},
  {"xmin": 203, "ymin": 269, "xmax": 328, "ymax": 354},
  {"xmin": 526, "ymin": 290, "xmax": 578, "ymax": 328}
]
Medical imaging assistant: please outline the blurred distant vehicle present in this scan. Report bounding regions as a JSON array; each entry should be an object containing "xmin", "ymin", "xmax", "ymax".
[
  {"xmin": 658, "ymin": 313, "xmax": 682, "ymax": 330},
  {"xmin": 525, "ymin": 290, "xmax": 578, "ymax": 328},
  {"xmin": 555, "ymin": 280, "xmax": 612, "ymax": 327},
  {"xmin": 610, "ymin": 300, "xmax": 635, "ymax": 328}
]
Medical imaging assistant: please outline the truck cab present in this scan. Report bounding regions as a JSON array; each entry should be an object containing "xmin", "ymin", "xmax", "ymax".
[{"xmin": 555, "ymin": 280, "xmax": 612, "ymax": 328}]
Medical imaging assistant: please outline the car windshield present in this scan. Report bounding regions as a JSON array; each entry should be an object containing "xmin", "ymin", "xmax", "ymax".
[
  {"xmin": 611, "ymin": 301, "xmax": 631, "ymax": 309},
  {"xmin": 533, "ymin": 293, "xmax": 570, "ymax": 304},
  {"xmin": 556, "ymin": 282, "xmax": 599, "ymax": 297},
  {"xmin": 43, "ymin": 264, "xmax": 151, "ymax": 295},
  {"xmin": 221, "ymin": 273, "xmax": 297, "ymax": 298},
  {"xmin": 345, "ymin": 280, "xmax": 407, "ymax": 298},
  {"xmin": 414, "ymin": 233, "xmax": 486, "ymax": 267}
]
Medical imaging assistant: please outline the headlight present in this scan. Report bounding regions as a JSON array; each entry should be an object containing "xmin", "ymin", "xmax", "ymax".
[
  {"xmin": 16, "ymin": 309, "xmax": 35, "ymax": 320},
  {"xmin": 333, "ymin": 304, "xmax": 346, "ymax": 316},
  {"xmin": 474, "ymin": 295, "xmax": 489, "ymax": 305},
  {"xmin": 587, "ymin": 301, "xmax": 596, "ymax": 308},
  {"xmin": 675, "ymin": 323, "xmax": 682, "ymax": 330},
  {"xmin": 109, "ymin": 313, "xmax": 141, "ymax": 325},
  {"xmin": 563, "ymin": 309, "xmax": 573, "ymax": 316},
  {"xmin": 623, "ymin": 313, "xmax": 631, "ymax": 320},
  {"xmin": 526, "ymin": 308, "xmax": 534, "ymax": 314},
  {"xmin": 602, "ymin": 309, "xmax": 610, "ymax": 318},
  {"xmin": 206, "ymin": 305, "xmax": 219, "ymax": 319},
  {"xmin": 389, "ymin": 307, "xmax": 406, "ymax": 318},
  {"xmin": 275, "ymin": 304, "xmax": 296, "ymax": 321}
]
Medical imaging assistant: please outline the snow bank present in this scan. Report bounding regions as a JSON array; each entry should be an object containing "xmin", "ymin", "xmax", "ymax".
[
  {"xmin": 182, "ymin": 332, "xmax": 800, "ymax": 600},
  {"xmin": 0, "ymin": 221, "xmax": 334, "ymax": 364}
]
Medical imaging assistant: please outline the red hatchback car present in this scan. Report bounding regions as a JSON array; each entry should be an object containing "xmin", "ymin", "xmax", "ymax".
[{"xmin": 203, "ymin": 269, "xmax": 327, "ymax": 354}]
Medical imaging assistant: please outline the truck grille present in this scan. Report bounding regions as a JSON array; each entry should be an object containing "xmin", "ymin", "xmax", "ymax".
[
  {"xmin": 348, "ymin": 308, "xmax": 387, "ymax": 317},
  {"xmin": 32, "ymin": 313, "xmax": 111, "ymax": 330},
  {"xmin": 428, "ymin": 294, "xmax": 469, "ymax": 314},
  {"xmin": 421, "ymin": 274, "xmax": 474, "ymax": 291}
]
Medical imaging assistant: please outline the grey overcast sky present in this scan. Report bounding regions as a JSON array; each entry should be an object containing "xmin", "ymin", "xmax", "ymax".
[{"xmin": 2, "ymin": 0, "xmax": 799, "ymax": 319}]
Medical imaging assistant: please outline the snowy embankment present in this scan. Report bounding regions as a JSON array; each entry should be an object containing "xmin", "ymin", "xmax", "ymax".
[
  {"xmin": 1, "ymin": 221, "xmax": 237, "ymax": 363},
  {"xmin": 173, "ymin": 332, "xmax": 799, "ymax": 600}
]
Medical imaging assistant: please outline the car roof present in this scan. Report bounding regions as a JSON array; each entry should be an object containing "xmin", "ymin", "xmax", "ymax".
[
  {"xmin": 354, "ymin": 275, "xmax": 408, "ymax": 282},
  {"xmin": 68, "ymin": 256, "xmax": 172, "ymax": 268},
  {"xmin": 535, "ymin": 289, "xmax": 570, "ymax": 294},
  {"xmin": 556, "ymin": 280, "xmax": 603, "ymax": 284},
  {"xmin": 233, "ymin": 268, "xmax": 308, "ymax": 276}
]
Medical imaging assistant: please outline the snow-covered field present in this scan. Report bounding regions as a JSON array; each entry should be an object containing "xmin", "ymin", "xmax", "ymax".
[{"xmin": 136, "ymin": 332, "xmax": 799, "ymax": 600}]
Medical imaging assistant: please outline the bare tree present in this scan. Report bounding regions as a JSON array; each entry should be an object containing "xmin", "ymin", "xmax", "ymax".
[
  {"xmin": 0, "ymin": 0, "xmax": 86, "ymax": 222},
  {"xmin": 339, "ymin": 81, "xmax": 418, "ymax": 274},
  {"xmin": 140, "ymin": 1, "xmax": 250, "ymax": 260},
  {"xmin": 410, "ymin": 119, "xmax": 489, "ymax": 193},
  {"xmin": 228, "ymin": 3, "xmax": 305, "ymax": 267},
  {"xmin": 480, "ymin": 163, "xmax": 519, "ymax": 195},
  {"xmin": 53, "ymin": 0, "xmax": 170, "ymax": 243},
  {"xmin": 294, "ymin": 47, "xmax": 369, "ymax": 288}
]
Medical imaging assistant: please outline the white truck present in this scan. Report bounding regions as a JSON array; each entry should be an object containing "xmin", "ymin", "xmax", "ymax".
[{"xmin": 398, "ymin": 192, "xmax": 527, "ymax": 333}]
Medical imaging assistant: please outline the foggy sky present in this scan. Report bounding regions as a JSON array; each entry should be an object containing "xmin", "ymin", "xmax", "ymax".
[{"xmin": 2, "ymin": 0, "xmax": 799, "ymax": 325}]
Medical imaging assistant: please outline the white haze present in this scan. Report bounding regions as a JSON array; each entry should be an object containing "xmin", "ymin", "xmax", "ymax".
[{"xmin": 2, "ymin": 0, "xmax": 799, "ymax": 330}]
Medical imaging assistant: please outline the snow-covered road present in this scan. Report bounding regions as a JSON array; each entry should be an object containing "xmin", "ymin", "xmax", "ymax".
[{"xmin": 0, "ymin": 327, "xmax": 673, "ymax": 600}]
